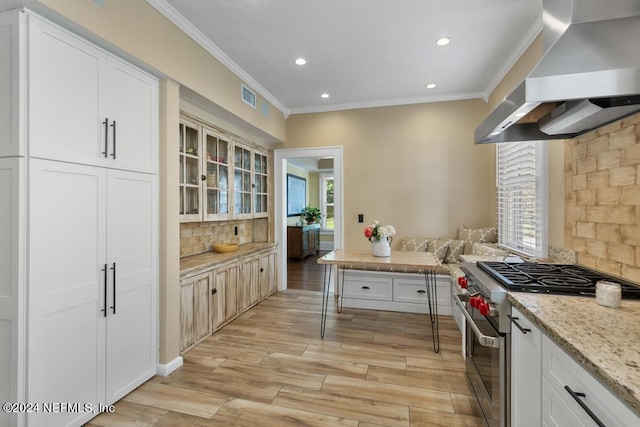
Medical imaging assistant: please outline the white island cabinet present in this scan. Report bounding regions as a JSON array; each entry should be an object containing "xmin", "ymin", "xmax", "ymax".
[{"xmin": 0, "ymin": 9, "xmax": 159, "ymax": 427}]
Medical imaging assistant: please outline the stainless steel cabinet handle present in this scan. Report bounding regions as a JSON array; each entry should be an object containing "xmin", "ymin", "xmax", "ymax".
[
  {"xmin": 101, "ymin": 264, "xmax": 108, "ymax": 317},
  {"xmin": 564, "ymin": 385, "xmax": 606, "ymax": 427},
  {"xmin": 110, "ymin": 262, "xmax": 116, "ymax": 314},
  {"xmin": 507, "ymin": 314, "xmax": 531, "ymax": 334},
  {"xmin": 453, "ymin": 293, "xmax": 501, "ymax": 348},
  {"xmin": 102, "ymin": 118, "xmax": 109, "ymax": 158},
  {"xmin": 110, "ymin": 120, "xmax": 117, "ymax": 159}
]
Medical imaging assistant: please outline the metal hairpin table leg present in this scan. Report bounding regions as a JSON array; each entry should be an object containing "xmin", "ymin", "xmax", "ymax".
[
  {"xmin": 337, "ymin": 266, "xmax": 345, "ymax": 313},
  {"xmin": 320, "ymin": 264, "xmax": 332, "ymax": 338},
  {"xmin": 424, "ymin": 270, "xmax": 440, "ymax": 353}
]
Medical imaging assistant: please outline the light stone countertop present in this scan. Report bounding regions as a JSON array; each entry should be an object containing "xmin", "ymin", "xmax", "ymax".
[
  {"xmin": 508, "ymin": 292, "xmax": 640, "ymax": 415},
  {"xmin": 180, "ymin": 242, "xmax": 278, "ymax": 279}
]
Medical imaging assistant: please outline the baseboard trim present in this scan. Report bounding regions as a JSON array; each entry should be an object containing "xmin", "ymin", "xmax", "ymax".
[{"xmin": 157, "ymin": 356, "xmax": 183, "ymax": 377}]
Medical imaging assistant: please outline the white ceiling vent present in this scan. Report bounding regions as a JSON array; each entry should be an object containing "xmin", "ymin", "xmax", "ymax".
[{"xmin": 241, "ymin": 84, "xmax": 256, "ymax": 108}]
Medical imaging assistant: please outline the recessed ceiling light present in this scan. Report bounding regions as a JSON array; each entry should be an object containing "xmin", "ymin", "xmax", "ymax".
[
  {"xmin": 295, "ymin": 58, "xmax": 306, "ymax": 65},
  {"xmin": 321, "ymin": 93, "xmax": 330, "ymax": 99},
  {"xmin": 436, "ymin": 37, "xmax": 451, "ymax": 46},
  {"xmin": 426, "ymin": 83, "xmax": 437, "ymax": 89}
]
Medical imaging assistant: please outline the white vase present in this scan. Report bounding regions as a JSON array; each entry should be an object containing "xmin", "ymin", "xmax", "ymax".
[{"xmin": 371, "ymin": 238, "xmax": 391, "ymax": 257}]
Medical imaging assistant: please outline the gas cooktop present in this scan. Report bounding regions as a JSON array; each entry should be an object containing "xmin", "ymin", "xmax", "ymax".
[{"xmin": 477, "ymin": 262, "xmax": 640, "ymax": 299}]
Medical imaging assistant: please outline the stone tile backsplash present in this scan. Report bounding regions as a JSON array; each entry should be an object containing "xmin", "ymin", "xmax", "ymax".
[
  {"xmin": 565, "ymin": 111, "xmax": 640, "ymax": 282},
  {"xmin": 180, "ymin": 218, "xmax": 270, "ymax": 257}
]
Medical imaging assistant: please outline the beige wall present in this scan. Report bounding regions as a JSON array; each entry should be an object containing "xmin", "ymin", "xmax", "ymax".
[
  {"xmin": 565, "ymin": 112, "xmax": 640, "ymax": 281},
  {"xmin": 36, "ymin": 0, "xmax": 285, "ymax": 143},
  {"xmin": 158, "ymin": 79, "xmax": 180, "ymax": 366},
  {"xmin": 285, "ymin": 100, "xmax": 493, "ymax": 250}
]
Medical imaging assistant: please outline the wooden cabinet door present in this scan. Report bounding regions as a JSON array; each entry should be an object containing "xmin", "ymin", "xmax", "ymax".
[
  {"xmin": 27, "ymin": 159, "xmax": 106, "ymax": 427},
  {"xmin": 179, "ymin": 282, "xmax": 195, "ymax": 352},
  {"xmin": 223, "ymin": 264, "xmax": 239, "ymax": 322},
  {"xmin": 210, "ymin": 277, "xmax": 225, "ymax": 332},
  {"xmin": 105, "ymin": 56, "xmax": 158, "ymax": 174},
  {"xmin": 27, "ymin": 15, "xmax": 107, "ymax": 168},
  {"xmin": 250, "ymin": 257, "xmax": 261, "ymax": 305},
  {"xmin": 259, "ymin": 250, "xmax": 277, "ymax": 298},
  {"xmin": 105, "ymin": 170, "xmax": 158, "ymax": 403}
]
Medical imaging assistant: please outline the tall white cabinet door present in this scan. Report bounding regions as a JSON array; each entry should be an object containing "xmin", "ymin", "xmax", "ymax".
[
  {"xmin": 105, "ymin": 56, "xmax": 159, "ymax": 174},
  {"xmin": 26, "ymin": 15, "xmax": 106, "ymax": 167},
  {"xmin": 0, "ymin": 158, "xmax": 24, "ymax": 427},
  {"xmin": 105, "ymin": 170, "xmax": 157, "ymax": 403},
  {"xmin": 0, "ymin": 11, "xmax": 24, "ymax": 158},
  {"xmin": 27, "ymin": 159, "xmax": 107, "ymax": 427}
]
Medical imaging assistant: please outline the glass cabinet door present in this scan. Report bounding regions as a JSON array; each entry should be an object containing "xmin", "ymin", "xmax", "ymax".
[
  {"xmin": 254, "ymin": 151, "xmax": 268, "ymax": 217},
  {"xmin": 203, "ymin": 129, "xmax": 230, "ymax": 220},
  {"xmin": 233, "ymin": 144, "xmax": 252, "ymax": 218},
  {"xmin": 179, "ymin": 119, "xmax": 201, "ymax": 221}
]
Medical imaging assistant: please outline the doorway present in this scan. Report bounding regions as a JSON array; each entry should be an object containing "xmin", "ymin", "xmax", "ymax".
[{"xmin": 274, "ymin": 147, "xmax": 343, "ymax": 291}]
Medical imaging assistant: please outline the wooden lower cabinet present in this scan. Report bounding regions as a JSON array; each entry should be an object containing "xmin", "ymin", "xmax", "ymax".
[
  {"xmin": 179, "ymin": 271, "xmax": 212, "ymax": 352},
  {"xmin": 180, "ymin": 246, "xmax": 278, "ymax": 354}
]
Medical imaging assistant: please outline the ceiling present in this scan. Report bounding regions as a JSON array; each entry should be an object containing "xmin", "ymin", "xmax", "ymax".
[{"xmin": 153, "ymin": 0, "xmax": 543, "ymax": 116}]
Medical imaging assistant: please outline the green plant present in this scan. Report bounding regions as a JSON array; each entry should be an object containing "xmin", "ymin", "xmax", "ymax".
[{"xmin": 302, "ymin": 206, "xmax": 322, "ymax": 224}]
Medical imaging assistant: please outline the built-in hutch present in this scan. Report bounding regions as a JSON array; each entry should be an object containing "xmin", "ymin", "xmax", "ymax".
[
  {"xmin": 0, "ymin": 9, "xmax": 159, "ymax": 427},
  {"xmin": 179, "ymin": 116, "xmax": 269, "ymax": 222}
]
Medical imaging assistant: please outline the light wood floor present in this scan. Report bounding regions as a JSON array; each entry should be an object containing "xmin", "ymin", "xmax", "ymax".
[{"xmin": 88, "ymin": 289, "xmax": 485, "ymax": 427}]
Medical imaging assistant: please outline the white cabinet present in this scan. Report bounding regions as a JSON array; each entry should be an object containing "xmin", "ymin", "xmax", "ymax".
[
  {"xmin": 511, "ymin": 308, "xmax": 640, "ymax": 427},
  {"xmin": 27, "ymin": 160, "xmax": 158, "ymax": 424},
  {"xmin": 0, "ymin": 158, "xmax": 24, "ymax": 427},
  {"xmin": 27, "ymin": 14, "xmax": 158, "ymax": 174},
  {"xmin": 541, "ymin": 334, "xmax": 639, "ymax": 427},
  {"xmin": 0, "ymin": 9, "xmax": 159, "ymax": 427},
  {"xmin": 341, "ymin": 270, "xmax": 452, "ymax": 315},
  {"xmin": 510, "ymin": 306, "xmax": 542, "ymax": 427}
]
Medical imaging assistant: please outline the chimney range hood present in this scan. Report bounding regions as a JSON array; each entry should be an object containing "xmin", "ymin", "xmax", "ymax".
[{"xmin": 475, "ymin": 0, "xmax": 640, "ymax": 144}]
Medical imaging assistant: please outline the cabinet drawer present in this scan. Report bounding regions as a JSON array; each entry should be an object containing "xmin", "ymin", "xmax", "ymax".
[
  {"xmin": 542, "ymin": 335, "xmax": 638, "ymax": 426},
  {"xmin": 393, "ymin": 277, "xmax": 451, "ymax": 306},
  {"xmin": 343, "ymin": 275, "xmax": 392, "ymax": 301}
]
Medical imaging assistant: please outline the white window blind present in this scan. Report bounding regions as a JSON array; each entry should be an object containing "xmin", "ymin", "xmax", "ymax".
[
  {"xmin": 320, "ymin": 174, "xmax": 334, "ymax": 230},
  {"xmin": 496, "ymin": 141, "xmax": 548, "ymax": 258}
]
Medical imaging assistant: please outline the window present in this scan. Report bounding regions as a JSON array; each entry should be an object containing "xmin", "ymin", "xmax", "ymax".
[
  {"xmin": 320, "ymin": 173, "xmax": 334, "ymax": 230},
  {"xmin": 496, "ymin": 141, "xmax": 548, "ymax": 257}
]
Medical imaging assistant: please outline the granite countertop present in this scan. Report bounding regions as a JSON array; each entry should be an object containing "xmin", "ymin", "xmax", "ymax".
[
  {"xmin": 180, "ymin": 242, "xmax": 278, "ymax": 278},
  {"xmin": 509, "ymin": 292, "xmax": 640, "ymax": 415}
]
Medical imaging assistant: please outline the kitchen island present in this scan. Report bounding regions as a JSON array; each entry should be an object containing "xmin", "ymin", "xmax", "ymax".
[{"xmin": 509, "ymin": 292, "xmax": 640, "ymax": 416}]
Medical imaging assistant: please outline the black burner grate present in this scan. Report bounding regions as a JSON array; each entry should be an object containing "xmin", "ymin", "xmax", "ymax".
[{"xmin": 477, "ymin": 262, "xmax": 640, "ymax": 299}]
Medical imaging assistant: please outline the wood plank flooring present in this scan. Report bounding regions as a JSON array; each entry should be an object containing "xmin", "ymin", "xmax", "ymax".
[{"xmin": 88, "ymin": 289, "xmax": 485, "ymax": 427}]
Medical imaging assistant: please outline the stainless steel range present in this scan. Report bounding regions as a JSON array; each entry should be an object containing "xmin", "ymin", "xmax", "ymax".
[{"xmin": 455, "ymin": 261, "xmax": 640, "ymax": 427}]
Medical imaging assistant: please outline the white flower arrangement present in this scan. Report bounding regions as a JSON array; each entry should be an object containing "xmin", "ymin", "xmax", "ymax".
[{"xmin": 363, "ymin": 220, "xmax": 396, "ymax": 242}]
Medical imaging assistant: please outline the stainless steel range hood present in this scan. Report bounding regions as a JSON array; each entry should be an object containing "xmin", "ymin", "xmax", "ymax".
[{"xmin": 475, "ymin": 0, "xmax": 640, "ymax": 144}]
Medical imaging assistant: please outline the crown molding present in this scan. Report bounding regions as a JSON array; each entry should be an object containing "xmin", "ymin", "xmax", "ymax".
[
  {"xmin": 146, "ymin": 0, "xmax": 290, "ymax": 118},
  {"xmin": 288, "ymin": 91, "xmax": 487, "ymax": 115}
]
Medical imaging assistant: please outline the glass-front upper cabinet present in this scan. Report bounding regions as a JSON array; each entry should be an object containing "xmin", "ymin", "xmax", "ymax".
[
  {"xmin": 179, "ymin": 115, "xmax": 270, "ymax": 223},
  {"xmin": 234, "ymin": 143, "xmax": 252, "ymax": 219},
  {"xmin": 203, "ymin": 128, "xmax": 230, "ymax": 221},
  {"xmin": 179, "ymin": 118, "xmax": 201, "ymax": 221},
  {"xmin": 254, "ymin": 151, "xmax": 268, "ymax": 218}
]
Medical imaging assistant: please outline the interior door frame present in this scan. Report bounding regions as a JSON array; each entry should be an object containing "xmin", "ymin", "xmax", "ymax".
[{"xmin": 274, "ymin": 146, "xmax": 343, "ymax": 291}]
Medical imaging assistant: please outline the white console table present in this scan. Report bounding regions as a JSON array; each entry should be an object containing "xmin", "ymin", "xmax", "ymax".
[{"xmin": 317, "ymin": 250, "xmax": 442, "ymax": 352}]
